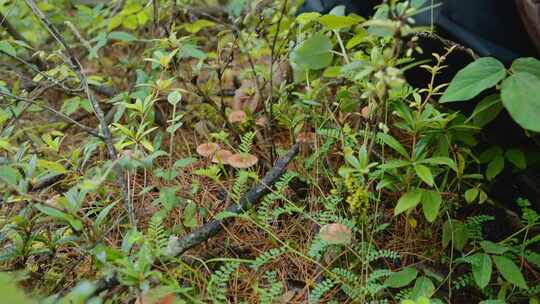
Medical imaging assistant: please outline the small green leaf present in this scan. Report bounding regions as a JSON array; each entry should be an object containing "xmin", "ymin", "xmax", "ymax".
[
  {"xmin": 183, "ymin": 19, "xmax": 215, "ymax": 33},
  {"xmin": 108, "ymin": 31, "xmax": 137, "ymax": 42},
  {"xmin": 464, "ymin": 188, "xmax": 479, "ymax": 203},
  {"xmin": 418, "ymin": 157, "xmax": 457, "ymax": 172},
  {"xmin": 377, "ymin": 133, "xmax": 409, "ymax": 158},
  {"xmin": 174, "ymin": 158, "xmax": 197, "ymax": 168},
  {"xmin": 346, "ymin": 29, "xmax": 368, "ymax": 49},
  {"xmin": 469, "ymin": 253, "xmax": 492, "ymax": 289},
  {"xmin": 183, "ymin": 201, "xmax": 198, "ymax": 228},
  {"xmin": 384, "ymin": 267, "xmax": 418, "ymax": 288},
  {"xmin": 0, "ymin": 165, "xmax": 21, "ymax": 186},
  {"xmin": 296, "ymin": 12, "xmax": 321, "ymax": 25},
  {"xmin": 442, "ymin": 219, "xmax": 468, "ymax": 251},
  {"xmin": 290, "ymin": 33, "xmax": 334, "ymax": 70},
  {"xmin": 394, "ymin": 189, "xmax": 423, "ymax": 216},
  {"xmin": 317, "ymin": 15, "xmax": 362, "ymax": 30},
  {"xmin": 34, "ymin": 204, "xmax": 68, "ymax": 220},
  {"xmin": 480, "ymin": 241, "xmax": 508, "ymax": 255},
  {"xmin": 0, "ymin": 41, "xmax": 16, "ymax": 56},
  {"xmin": 409, "ymin": 276, "xmax": 435, "ymax": 300},
  {"xmin": 492, "ymin": 255, "xmax": 528, "ymax": 289},
  {"xmin": 414, "ymin": 164, "xmax": 434, "ymax": 187},
  {"xmin": 421, "ymin": 190, "xmax": 442, "ymax": 222},
  {"xmin": 501, "ymin": 72, "xmax": 540, "ymax": 132},
  {"xmin": 486, "ymin": 154, "xmax": 504, "ymax": 180},
  {"xmin": 440, "ymin": 57, "xmax": 506, "ymax": 103},
  {"xmin": 159, "ymin": 186, "xmax": 180, "ymax": 211},
  {"xmin": 505, "ymin": 148, "xmax": 526, "ymax": 169},
  {"xmin": 167, "ymin": 90, "xmax": 182, "ymax": 106}
]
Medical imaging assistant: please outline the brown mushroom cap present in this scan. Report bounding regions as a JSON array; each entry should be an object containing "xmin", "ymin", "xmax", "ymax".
[
  {"xmin": 227, "ymin": 153, "xmax": 259, "ymax": 169},
  {"xmin": 228, "ymin": 110, "xmax": 247, "ymax": 124},
  {"xmin": 232, "ymin": 80, "xmax": 260, "ymax": 112},
  {"xmin": 211, "ymin": 149, "xmax": 233, "ymax": 164},
  {"xmin": 361, "ymin": 105, "xmax": 371, "ymax": 119},
  {"xmin": 297, "ymin": 132, "xmax": 316, "ymax": 144},
  {"xmin": 255, "ymin": 116, "xmax": 268, "ymax": 127},
  {"xmin": 319, "ymin": 223, "xmax": 352, "ymax": 245},
  {"xmin": 196, "ymin": 143, "xmax": 220, "ymax": 157}
]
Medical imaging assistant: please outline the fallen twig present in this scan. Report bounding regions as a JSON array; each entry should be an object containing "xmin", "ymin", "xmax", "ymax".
[{"xmin": 84, "ymin": 143, "xmax": 300, "ymax": 297}]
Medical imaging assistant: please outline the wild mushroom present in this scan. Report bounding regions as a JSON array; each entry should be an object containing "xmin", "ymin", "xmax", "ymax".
[
  {"xmin": 228, "ymin": 110, "xmax": 247, "ymax": 124},
  {"xmin": 196, "ymin": 142, "xmax": 220, "ymax": 158},
  {"xmin": 211, "ymin": 149, "xmax": 233, "ymax": 164},
  {"xmin": 319, "ymin": 223, "xmax": 352, "ymax": 245},
  {"xmin": 361, "ymin": 105, "xmax": 371, "ymax": 119},
  {"xmin": 255, "ymin": 116, "xmax": 268, "ymax": 127},
  {"xmin": 297, "ymin": 132, "xmax": 316, "ymax": 144},
  {"xmin": 227, "ymin": 153, "xmax": 259, "ymax": 169},
  {"xmin": 233, "ymin": 79, "xmax": 260, "ymax": 112}
]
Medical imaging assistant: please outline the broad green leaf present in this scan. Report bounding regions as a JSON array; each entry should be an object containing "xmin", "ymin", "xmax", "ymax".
[
  {"xmin": 394, "ymin": 189, "xmax": 423, "ymax": 216},
  {"xmin": 505, "ymin": 149, "xmax": 526, "ymax": 169},
  {"xmin": 290, "ymin": 33, "xmax": 334, "ymax": 70},
  {"xmin": 492, "ymin": 255, "xmax": 528, "ymax": 289},
  {"xmin": 0, "ymin": 165, "xmax": 21, "ymax": 186},
  {"xmin": 511, "ymin": 57, "xmax": 540, "ymax": 79},
  {"xmin": 442, "ymin": 219, "xmax": 468, "ymax": 251},
  {"xmin": 467, "ymin": 95, "xmax": 504, "ymax": 127},
  {"xmin": 377, "ymin": 133, "xmax": 409, "ymax": 158},
  {"xmin": 317, "ymin": 15, "xmax": 362, "ymax": 30},
  {"xmin": 409, "ymin": 276, "xmax": 435, "ymax": 300},
  {"xmin": 468, "ymin": 253, "xmax": 492, "ymax": 289},
  {"xmin": 414, "ymin": 164, "xmax": 434, "ymax": 187},
  {"xmin": 0, "ymin": 41, "xmax": 16, "ymax": 56},
  {"xmin": 501, "ymin": 72, "xmax": 540, "ymax": 132},
  {"xmin": 486, "ymin": 154, "xmax": 504, "ymax": 180},
  {"xmin": 440, "ymin": 57, "xmax": 506, "ymax": 103},
  {"xmin": 421, "ymin": 190, "xmax": 442, "ymax": 222},
  {"xmin": 384, "ymin": 267, "xmax": 418, "ymax": 288},
  {"xmin": 480, "ymin": 241, "xmax": 508, "ymax": 255}
]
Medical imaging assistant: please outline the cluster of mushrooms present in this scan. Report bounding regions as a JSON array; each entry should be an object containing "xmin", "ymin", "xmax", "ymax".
[{"xmin": 196, "ymin": 142, "xmax": 258, "ymax": 169}]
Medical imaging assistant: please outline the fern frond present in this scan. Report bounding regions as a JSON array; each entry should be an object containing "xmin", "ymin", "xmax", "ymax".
[
  {"xmin": 239, "ymin": 131, "xmax": 256, "ymax": 154},
  {"xmin": 251, "ymin": 246, "xmax": 289, "ymax": 269},
  {"xmin": 207, "ymin": 262, "xmax": 240, "ymax": 303},
  {"xmin": 309, "ymin": 278, "xmax": 336, "ymax": 304}
]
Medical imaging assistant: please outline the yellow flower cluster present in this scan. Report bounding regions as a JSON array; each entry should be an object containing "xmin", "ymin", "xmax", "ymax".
[{"xmin": 345, "ymin": 174, "xmax": 369, "ymax": 216}]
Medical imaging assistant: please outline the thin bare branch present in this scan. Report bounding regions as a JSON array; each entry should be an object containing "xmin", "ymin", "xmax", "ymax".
[{"xmin": 24, "ymin": 0, "xmax": 134, "ymax": 224}]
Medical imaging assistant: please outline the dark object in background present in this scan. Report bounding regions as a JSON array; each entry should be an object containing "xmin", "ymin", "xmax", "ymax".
[
  {"xmin": 298, "ymin": 0, "xmax": 379, "ymax": 17},
  {"xmin": 298, "ymin": 0, "xmax": 539, "ymax": 63},
  {"xmin": 298, "ymin": 0, "xmax": 540, "ymax": 211}
]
